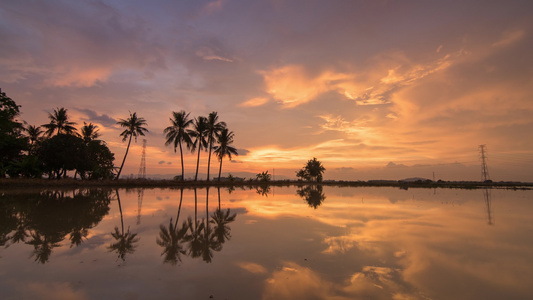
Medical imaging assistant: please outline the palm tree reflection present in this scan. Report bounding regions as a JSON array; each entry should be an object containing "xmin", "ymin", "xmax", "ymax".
[
  {"xmin": 26, "ymin": 231, "xmax": 62, "ymax": 264},
  {"xmin": 156, "ymin": 188, "xmax": 189, "ymax": 265},
  {"xmin": 108, "ymin": 189, "xmax": 139, "ymax": 261},
  {"xmin": 184, "ymin": 188, "xmax": 205, "ymax": 259},
  {"xmin": 210, "ymin": 187, "xmax": 236, "ymax": 245},
  {"xmin": 297, "ymin": 185, "xmax": 326, "ymax": 209}
]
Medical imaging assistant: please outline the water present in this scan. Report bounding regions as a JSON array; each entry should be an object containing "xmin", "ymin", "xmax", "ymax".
[{"xmin": 1, "ymin": 186, "xmax": 532, "ymax": 299}]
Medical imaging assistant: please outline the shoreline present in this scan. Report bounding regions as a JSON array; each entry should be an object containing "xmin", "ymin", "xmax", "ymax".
[{"xmin": 1, "ymin": 178, "xmax": 532, "ymax": 190}]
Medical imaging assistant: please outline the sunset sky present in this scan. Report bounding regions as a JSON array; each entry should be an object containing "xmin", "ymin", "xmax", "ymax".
[{"xmin": 1, "ymin": 0, "xmax": 532, "ymax": 181}]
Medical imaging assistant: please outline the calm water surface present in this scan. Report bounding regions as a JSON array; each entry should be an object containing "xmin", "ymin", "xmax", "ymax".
[{"xmin": 0, "ymin": 186, "xmax": 532, "ymax": 300}]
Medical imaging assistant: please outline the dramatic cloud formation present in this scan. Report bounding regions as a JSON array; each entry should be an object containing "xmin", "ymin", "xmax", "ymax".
[{"xmin": 1, "ymin": 0, "xmax": 532, "ymax": 180}]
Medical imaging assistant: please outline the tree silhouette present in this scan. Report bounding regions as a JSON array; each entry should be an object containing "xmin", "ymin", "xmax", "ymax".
[
  {"xmin": 296, "ymin": 157, "xmax": 326, "ymax": 182},
  {"xmin": 115, "ymin": 112, "xmax": 148, "ymax": 180},
  {"xmin": 81, "ymin": 122, "xmax": 101, "ymax": 143},
  {"xmin": 42, "ymin": 107, "xmax": 78, "ymax": 137},
  {"xmin": 211, "ymin": 188, "xmax": 236, "ymax": 245},
  {"xmin": 108, "ymin": 190, "xmax": 139, "ymax": 261},
  {"xmin": 164, "ymin": 111, "xmax": 193, "ymax": 181},
  {"xmin": 296, "ymin": 185, "xmax": 326, "ymax": 209},
  {"xmin": 25, "ymin": 124, "xmax": 43, "ymax": 153},
  {"xmin": 213, "ymin": 128, "xmax": 238, "ymax": 181},
  {"xmin": 26, "ymin": 231, "xmax": 62, "ymax": 264},
  {"xmin": 156, "ymin": 188, "xmax": 189, "ymax": 265},
  {"xmin": 205, "ymin": 112, "xmax": 226, "ymax": 181},
  {"xmin": 189, "ymin": 116, "xmax": 208, "ymax": 181}
]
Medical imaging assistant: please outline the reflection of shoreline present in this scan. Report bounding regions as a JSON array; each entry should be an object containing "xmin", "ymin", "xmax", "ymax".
[{"xmin": 2, "ymin": 178, "xmax": 533, "ymax": 190}]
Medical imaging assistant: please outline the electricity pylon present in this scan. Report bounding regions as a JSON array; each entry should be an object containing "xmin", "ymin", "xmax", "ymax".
[
  {"xmin": 138, "ymin": 139, "xmax": 147, "ymax": 179},
  {"xmin": 479, "ymin": 145, "xmax": 490, "ymax": 182}
]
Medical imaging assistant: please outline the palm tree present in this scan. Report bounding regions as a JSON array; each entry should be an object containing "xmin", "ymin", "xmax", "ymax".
[
  {"xmin": 42, "ymin": 107, "xmax": 78, "ymax": 137},
  {"xmin": 213, "ymin": 128, "xmax": 238, "ymax": 181},
  {"xmin": 115, "ymin": 112, "xmax": 148, "ymax": 180},
  {"xmin": 205, "ymin": 112, "xmax": 226, "ymax": 181},
  {"xmin": 164, "ymin": 111, "xmax": 193, "ymax": 180},
  {"xmin": 188, "ymin": 116, "xmax": 208, "ymax": 181},
  {"xmin": 25, "ymin": 124, "xmax": 43, "ymax": 145},
  {"xmin": 25, "ymin": 124, "xmax": 43, "ymax": 155},
  {"xmin": 81, "ymin": 122, "xmax": 100, "ymax": 143}
]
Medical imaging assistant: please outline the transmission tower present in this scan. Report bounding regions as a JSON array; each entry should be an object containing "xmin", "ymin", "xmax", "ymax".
[
  {"xmin": 138, "ymin": 139, "xmax": 147, "ymax": 179},
  {"xmin": 479, "ymin": 144, "xmax": 490, "ymax": 182}
]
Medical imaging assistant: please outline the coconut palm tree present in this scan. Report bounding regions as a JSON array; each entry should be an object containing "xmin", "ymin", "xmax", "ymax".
[
  {"xmin": 164, "ymin": 111, "xmax": 193, "ymax": 180},
  {"xmin": 213, "ymin": 128, "xmax": 238, "ymax": 181},
  {"xmin": 25, "ymin": 124, "xmax": 43, "ymax": 155},
  {"xmin": 115, "ymin": 112, "xmax": 148, "ymax": 180},
  {"xmin": 25, "ymin": 124, "xmax": 43, "ymax": 145},
  {"xmin": 42, "ymin": 107, "xmax": 78, "ymax": 137},
  {"xmin": 188, "ymin": 116, "xmax": 208, "ymax": 181},
  {"xmin": 205, "ymin": 112, "xmax": 226, "ymax": 181},
  {"xmin": 81, "ymin": 122, "xmax": 100, "ymax": 143}
]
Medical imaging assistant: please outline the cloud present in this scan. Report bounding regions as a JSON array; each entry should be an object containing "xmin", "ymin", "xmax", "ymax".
[
  {"xmin": 76, "ymin": 109, "xmax": 117, "ymax": 127},
  {"xmin": 492, "ymin": 29, "xmax": 525, "ymax": 48},
  {"xmin": 240, "ymin": 97, "xmax": 269, "ymax": 107},
  {"xmin": 237, "ymin": 148, "xmax": 250, "ymax": 156},
  {"xmin": 260, "ymin": 65, "xmax": 352, "ymax": 107},
  {"xmin": 195, "ymin": 46, "xmax": 233, "ymax": 62},
  {"xmin": 158, "ymin": 160, "xmax": 166, "ymax": 164}
]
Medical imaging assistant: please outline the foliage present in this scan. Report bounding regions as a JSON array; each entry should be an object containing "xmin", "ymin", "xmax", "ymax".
[
  {"xmin": 189, "ymin": 116, "xmax": 209, "ymax": 181},
  {"xmin": 0, "ymin": 91, "xmax": 27, "ymax": 177},
  {"xmin": 39, "ymin": 134, "xmax": 86, "ymax": 178},
  {"xmin": 42, "ymin": 107, "xmax": 78, "ymax": 137},
  {"xmin": 256, "ymin": 170, "xmax": 271, "ymax": 182},
  {"xmin": 296, "ymin": 185, "xmax": 326, "ymax": 209},
  {"xmin": 116, "ymin": 112, "xmax": 148, "ymax": 180},
  {"xmin": 205, "ymin": 112, "xmax": 227, "ymax": 181},
  {"xmin": 213, "ymin": 128, "xmax": 238, "ymax": 181},
  {"xmin": 296, "ymin": 157, "xmax": 326, "ymax": 182},
  {"xmin": 164, "ymin": 111, "xmax": 193, "ymax": 180}
]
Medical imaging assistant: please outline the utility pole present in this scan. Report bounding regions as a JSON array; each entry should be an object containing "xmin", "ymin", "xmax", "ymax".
[
  {"xmin": 479, "ymin": 144, "xmax": 490, "ymax": 182},
  {"xmin": 138, "ymin": 139, "xmax": 147, "ymax": 179}
]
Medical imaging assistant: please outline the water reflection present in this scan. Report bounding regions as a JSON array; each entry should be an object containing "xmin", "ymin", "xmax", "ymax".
[
  {"xmin": 157, "ymin": 187, "xmax": 237, "ymax": 264},
  {"xmin": 296, "ymin": 185, "xmax": 326, "ymax": 209},
  {"xmin": 156, "ymin": 188, "xmax": 188, "ymax": 265},
  {"xmin": 1, "ymin": 186, "xmax": 532, "ymax": 299},
  {"xmin": 0, "ymin": 189, "xmax": 111, "ymax": 263},
  {"xmin": 483, "ymin": 188, "xmax": 493, "ymax": 225},
  {"xmin": 107, "ymin": 189, "xmax": 139, "ymax": 261}
]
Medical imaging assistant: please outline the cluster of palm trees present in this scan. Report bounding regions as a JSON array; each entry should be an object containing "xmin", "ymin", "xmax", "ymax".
[
  {"xmin": 163, "ymin": 110, "xmax": 238, "ymax": 181},
  {"xmin": 20, "ymin": 106, "xmax": 237, "ymax": 180}
]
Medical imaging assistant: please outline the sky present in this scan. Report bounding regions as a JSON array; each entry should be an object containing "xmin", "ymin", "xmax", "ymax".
[{"xmin": 1, "ymin": 0, "xmax": 532, "ymax": 181}]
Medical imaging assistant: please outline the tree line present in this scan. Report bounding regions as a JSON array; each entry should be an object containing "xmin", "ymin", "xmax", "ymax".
[{"xmin": 0, "ymin": 90, "xmax": 237, "ymax": 181}]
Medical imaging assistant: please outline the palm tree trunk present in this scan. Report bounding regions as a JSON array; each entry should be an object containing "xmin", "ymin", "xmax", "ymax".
[
  {"xmin": 116, "ymin": 134, "xmax": 132, "ymax": 180},
  {"xmin": 195, "ymin": 144, "xmax": 201, "ymax": 181},
  {"xmin": 179, "ymin": 141, "xmax": 184, "ymax": 181},
  {"xmin": 206, "ymin": 139, "xmax": 213, "ymax": 181},
  {"xmin": 174, "ymin": 188, "xmax": 184, "ymax": 228},
  {"xmin": 116, "ymin": 190, "xmax": 124, "ymax": 234},
  {"xmin": 218, "ymin": 157, "xmax": 223, "ymax": 181}
]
